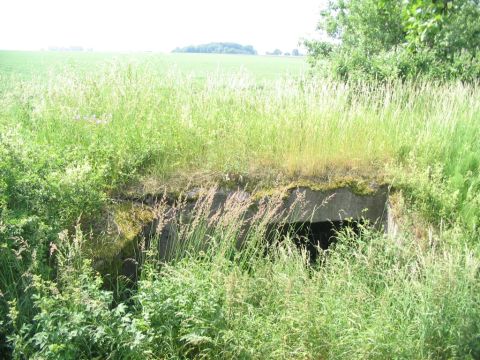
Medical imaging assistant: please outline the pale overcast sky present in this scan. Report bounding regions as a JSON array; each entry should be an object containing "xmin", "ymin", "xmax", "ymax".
[{"xmin": 0, "ymin": 0, "xmax": 323, "ymax": 54}]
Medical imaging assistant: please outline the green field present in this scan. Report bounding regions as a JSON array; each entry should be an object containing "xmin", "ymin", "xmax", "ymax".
[
  {"xmin": 1, "ymin": 51, "xmax": 480, "ymax": 359},
  {"xmin": 0, "ymin": 51, "xmax": 307, "ymax": 81}
]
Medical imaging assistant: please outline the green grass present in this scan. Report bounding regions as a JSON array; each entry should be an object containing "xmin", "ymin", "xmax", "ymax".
[
  {"xmin": 1, "ymin": 61, "xmax": 479, "ymax": 221},
  {"xmin": 1, "ymin": 51, "xmax": 480, "ymax": 359},
  {"xmin": 0, "ymin": 51, "xmax": 307, "ymax": 81},
  {"xmin": 8, "ymin": 193, "xmax": 480, "ymax": 359}
]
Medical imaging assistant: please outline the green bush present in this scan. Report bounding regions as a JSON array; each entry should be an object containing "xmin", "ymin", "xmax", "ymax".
[
  {"xmin": 8, "ymin": 230, "xmax": 147, "ymax": 360},
  {"xmin": 135, "ymin": 262, "xmax": 229, "ymax": 358},
  {"xmin": 307, "ymin": 0, "xmax": 480, "ymax": 81},
  {"xmin": 129, "ymin": 225, "xmax": 480, "ymax": 359}
]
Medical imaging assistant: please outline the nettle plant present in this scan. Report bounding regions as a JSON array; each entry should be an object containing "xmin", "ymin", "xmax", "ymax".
[{"xmin": 8, "ymin": 228, "xmax": 147, "ymax": 360}]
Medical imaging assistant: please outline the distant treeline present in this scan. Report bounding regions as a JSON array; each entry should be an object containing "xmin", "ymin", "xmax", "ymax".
[
  {"xmin": 47, "ymin": 46, "xmax": 93, "ymax": 52},
  {"xmin": 173, "ymin": 42, "xmax": 257, "ymax": 55}
]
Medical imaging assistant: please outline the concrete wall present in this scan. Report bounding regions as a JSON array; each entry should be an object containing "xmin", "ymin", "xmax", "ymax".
[
  {"xmin": 143, "ymin": 185, "xmax": 390, "ymax": 261},
  {"xmin": 279, "ymin": 186, "xmax": 390, "ymax": 229}
]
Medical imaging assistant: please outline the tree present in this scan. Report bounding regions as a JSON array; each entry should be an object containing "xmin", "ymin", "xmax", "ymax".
[
  {"xmin": 173, "ymin": 43, "xmax": 257, "ymax": 55},
  {"xmin": 305, "ymin": 0, "xmax": 480, "ymax": 81},
  {"xmin": 316, "ymin": 0, "xmax": 404, "ymax": 53},
  {"xmin": 402, "ymin": 0, "xmax": 480, "ymax": 60}
]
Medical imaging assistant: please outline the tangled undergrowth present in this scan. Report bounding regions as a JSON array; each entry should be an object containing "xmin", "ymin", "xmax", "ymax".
[{"xmin": 5, "ymin": 190, "xmax": 480, "ymax": 359}]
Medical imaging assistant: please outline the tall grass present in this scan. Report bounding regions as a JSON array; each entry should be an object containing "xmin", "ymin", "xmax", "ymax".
[
  {"xmin": 1, "ymin": 64, "xmax": 479, "ymax": 228},
  {"xmin": 7, "ymin": 189, "xmax": 480, "ymax": 359},
  {"xmin": 2, "ymin": 65, "xmax": 479, "ymax": 181},
  {"xmin": 2, "ymin": 62, "xmax": 480, "ymax": 358}
]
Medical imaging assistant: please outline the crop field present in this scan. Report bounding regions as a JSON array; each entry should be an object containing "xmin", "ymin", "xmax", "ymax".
[
  {"xmin": 0, "ymin": 51, "xmax": 307, "ymax": 81},
  {"xmin": 1, "ymin": 51, "xmax": 480, "ymax": 359}
]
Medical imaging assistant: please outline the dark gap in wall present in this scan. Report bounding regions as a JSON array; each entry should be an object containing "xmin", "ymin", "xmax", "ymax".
[{"xmin": 271, "ymin": 220, "xmax": 362, "ymax": 263}]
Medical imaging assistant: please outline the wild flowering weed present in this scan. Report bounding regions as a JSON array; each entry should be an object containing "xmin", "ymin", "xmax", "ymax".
[{"xmin": 72, "ymin": 112, "xmax": 112, "ymax": 125}]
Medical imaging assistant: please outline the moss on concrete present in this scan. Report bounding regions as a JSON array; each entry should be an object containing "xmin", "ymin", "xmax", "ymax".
[
  {"xmin": 249, "ymin": 176, "xmax": 386, "ymax": 202},
  {"xmin": 86, "ymin": 202, "xmax": 155, "ymax": 276},
  {"xmin": 119, "ymin": 167, "xmax": 387, "ymax": 204},
  {"xmin": 93, "ymin": 170, "xmax": 388, "ymax": 278}
]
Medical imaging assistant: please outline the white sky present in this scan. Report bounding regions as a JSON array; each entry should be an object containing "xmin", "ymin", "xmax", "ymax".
[{"xmin": 0, "ymin": 0, "xmax": 323, "ymax": 54}]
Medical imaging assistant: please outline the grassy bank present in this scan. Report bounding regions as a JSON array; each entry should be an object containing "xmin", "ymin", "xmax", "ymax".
[
  {"xmin": 1, "ymin": 64, "xmax": 480, "ymax": 221},
  {"xmin": 1, "ymin": 53, "xmax": 480, "ymax": 358}
]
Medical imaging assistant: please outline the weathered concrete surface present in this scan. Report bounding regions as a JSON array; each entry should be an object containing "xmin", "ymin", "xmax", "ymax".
[
  {"xmin": 140, "ymin": 185, "xmax": 390, "ymax": 261},
  {"xmin": 96, "ymin": 185, "xmax": 391, "ymax": 279},
  {"xmin": 99, "ymin": 186, "xmax": 395, "ymax": 280},
  {"xmin": 279, "ymin": 186, "xmax": 389, "ymax": 228},
  {"xmin": 159, "ymin": 186, "xmax": 390, "ymax": 225}
]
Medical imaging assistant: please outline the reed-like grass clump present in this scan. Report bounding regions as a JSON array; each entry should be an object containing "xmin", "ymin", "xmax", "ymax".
[{"xmin": 2, "ymin": 66, "xmax": 479, "ymax": 179}]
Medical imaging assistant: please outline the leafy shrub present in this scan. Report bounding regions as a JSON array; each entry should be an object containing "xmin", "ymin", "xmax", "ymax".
[
  {"xmin": 306, "ymin": 0, "xmax": 480, "ymax": 81},
  {"xmin": 135, "ymin": 262, "xmax": 228, "ymax": 358},
  {"xmin": 8, "ymin": 230, "xmax": 147, "ymax": 360}
]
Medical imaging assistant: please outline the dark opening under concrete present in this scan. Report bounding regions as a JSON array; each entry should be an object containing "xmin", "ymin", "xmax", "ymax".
[
  {"xmin": 271, "ymin": 220, "xmax": 362, "ymax": 263},
  {"xmin": 116, "ymin": 185, "xmax": 389, "ymax": 278}
]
